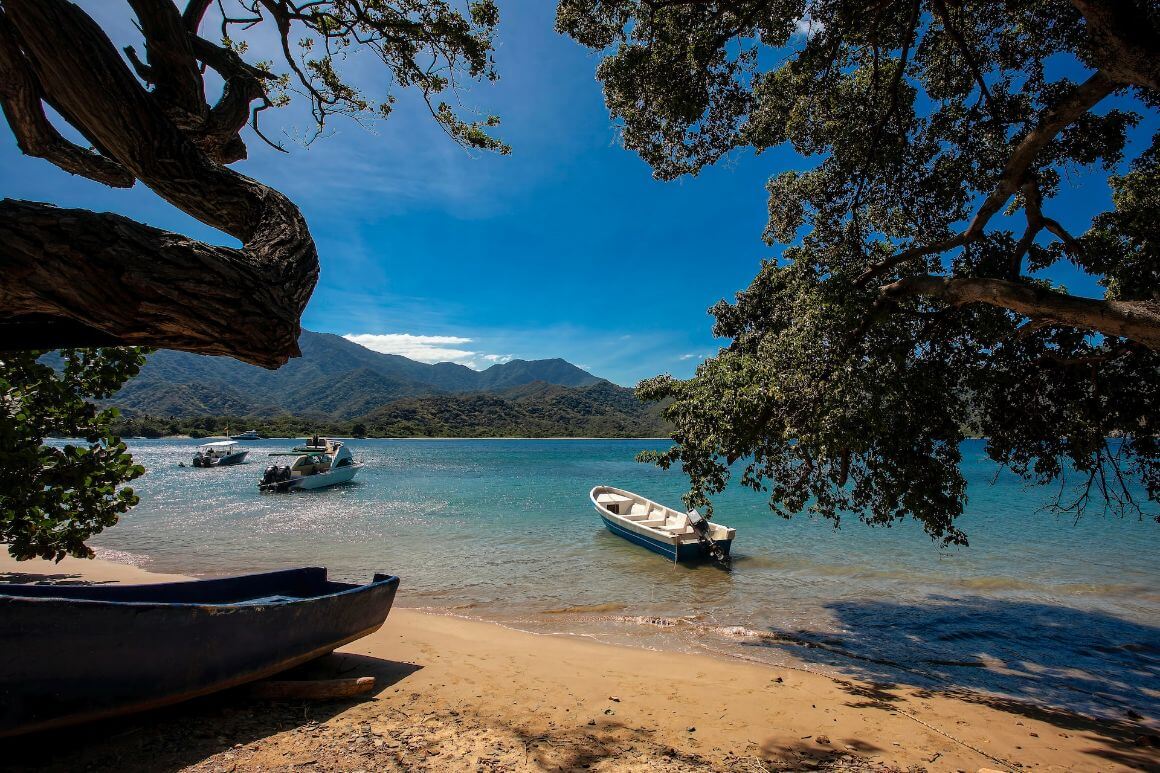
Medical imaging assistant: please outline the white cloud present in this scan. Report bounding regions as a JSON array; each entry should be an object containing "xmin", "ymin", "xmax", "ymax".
[
  {"xmin": 344, "ymin": 333, "xmax": 514, "ymax": 369},
  {"xmin": 678, "ymin": 353, "xmax": 704, "ymax": 361},
  {"xmin": 793, "ymin": 14, "xmax": 822, "ymax": 38}
]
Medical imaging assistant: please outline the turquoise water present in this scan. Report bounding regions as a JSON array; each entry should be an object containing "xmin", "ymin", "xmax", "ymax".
[{"xmin": 91, "ymin": 438, "xmax": 1157, "ymax": 720}]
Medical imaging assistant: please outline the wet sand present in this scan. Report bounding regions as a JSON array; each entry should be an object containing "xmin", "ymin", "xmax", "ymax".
[{"xmin": 1, "ymin": 554, "xmax": 1155, "ymax": 771}]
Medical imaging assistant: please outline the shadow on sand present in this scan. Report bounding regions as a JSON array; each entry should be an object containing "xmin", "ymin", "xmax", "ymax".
[
  {"xmin": 5, "ymin": 652, "xmax": 422, "ymax": 773},
  {"xmin": 746, "ymin": 595, "xmax": 1160, "ymax": 770},
  {"xmin": 0, "ymin": 571, "xmax": 115, "ymax": 586}
]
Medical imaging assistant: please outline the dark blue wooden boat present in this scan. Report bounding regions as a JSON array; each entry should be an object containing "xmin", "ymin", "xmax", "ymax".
[{"xmin": 0, "ymin": 567, "xmax": 399, "ymax": 737}]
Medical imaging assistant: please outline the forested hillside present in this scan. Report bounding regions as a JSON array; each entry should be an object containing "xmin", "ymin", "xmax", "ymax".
[{"xmin": 105, "ymin": 332, "xmax": 668, "ymax": 438}]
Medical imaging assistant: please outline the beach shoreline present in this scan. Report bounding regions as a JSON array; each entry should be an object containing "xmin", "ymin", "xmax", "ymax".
[{"xmin": 2, "ymin": 553, "xmax": 1153, "ymax": 772}]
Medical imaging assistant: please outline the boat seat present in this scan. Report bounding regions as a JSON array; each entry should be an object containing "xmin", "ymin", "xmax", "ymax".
[
  {"xmin": 639, "ymin": 518, "xmax": 666, "ymax": 527},
  {"xmin": 621, "ymin": 514, "xmax": 648, "ymax": 521}
]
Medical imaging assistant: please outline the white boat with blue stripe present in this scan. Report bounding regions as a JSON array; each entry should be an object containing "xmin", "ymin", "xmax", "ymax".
[{"xmin": 590, "ymin": 486, "xmax": 735, "ymax": 563}]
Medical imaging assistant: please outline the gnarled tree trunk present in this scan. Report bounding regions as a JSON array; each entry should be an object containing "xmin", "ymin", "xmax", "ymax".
[{"xmin": 0, "ymin": 0, "xmax": 318, "ymax": 368}]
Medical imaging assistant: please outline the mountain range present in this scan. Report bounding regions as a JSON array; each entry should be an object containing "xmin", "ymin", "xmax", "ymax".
[{"xmin": 109, "ymin": 330, "xmax": 669, "ymax": 437}]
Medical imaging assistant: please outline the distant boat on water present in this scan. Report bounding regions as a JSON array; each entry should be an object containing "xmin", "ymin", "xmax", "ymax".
[
  {"xmin": 230, "ymin": 429, "xmax": 262, "ymax": 441},
  {"xmin": 590, "ymin": 486, "xmax": 734, "ymax": 563},
  {"xmin": 0, "ymin": 567, "xmax": 399, "ymax": 736},
  {"xmin": 260, "ymin": 437, "xmax": 363, "ymax": 492},
  {"xmin": 191, "ymin": 440, "xmax": 248, "ymax": 467}
]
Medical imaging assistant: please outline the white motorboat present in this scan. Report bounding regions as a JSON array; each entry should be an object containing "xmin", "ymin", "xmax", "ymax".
[
  {"xmin": 191, "ymin": 441, "xmax": 249, "ymax": 467},
  {"xmin": 590, "ymin": 486, "xmax": 735, "ymax": 563},
  {"xmin": 259, "ymin": 438, "xmax": 363, "ymax": 492},
  {"xmin": 230, "ymin": 429, "xmax": 262, "ymax": 441}
]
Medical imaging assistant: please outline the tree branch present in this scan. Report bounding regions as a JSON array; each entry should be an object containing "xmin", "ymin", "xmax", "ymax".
[
  {"xmin": 0, "ymin": 12, "xmax": 133, "ymax": 188},
  {"xmin": 2, "ymin": 0, "xmax": 318, "ymax": 366},
  {"xmin": 929, "ymin": 0, "xmax": 1002, "ymax": 124},
  {"xmin": 880, "ymin": 276, "xmax": 1160, "ymax": 350},
  {"xmin": 183, "ymin": 0, "xmax": 214, "ymax": 32},
  {"xmin": 857, "ymin": 69, "xmax": 1119, "ymax": 285},
  {"xmin": 1071, "ymin": 0, "xmax": 1160, "ymax": 92},
  {"xmin": 126, "ymin": 0, "xmax": 207, "ymax": 125},
  {"xmin": 0, "ymin": 200, "xmax": 303, "ymax": 368}
]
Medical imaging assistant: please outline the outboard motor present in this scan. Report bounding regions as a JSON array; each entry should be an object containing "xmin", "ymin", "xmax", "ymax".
[
  {"xmin": 687, "ymin": 508, "xmax": 729, "ymax": 565},
  {"xmin": 259, "ymin": 465, "xmax": 293, "ymax": 493}
]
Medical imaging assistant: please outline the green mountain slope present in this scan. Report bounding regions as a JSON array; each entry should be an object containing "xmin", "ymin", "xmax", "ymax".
[
  {"xmin": 105, "ymin": 330, "xmax": 668, "ymax": 437},
  {"xmin": 359, "ymin": 381, "xmax": 668, "ymax": 437},
  {"xmin": 112, "ymin": 330, "xmax": 605, "ymax": 418}
]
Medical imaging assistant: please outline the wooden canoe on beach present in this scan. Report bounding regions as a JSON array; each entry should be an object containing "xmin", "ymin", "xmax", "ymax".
[{"xmin": 0, "ymin": 567, "xmax": 399, "ymax": 737}]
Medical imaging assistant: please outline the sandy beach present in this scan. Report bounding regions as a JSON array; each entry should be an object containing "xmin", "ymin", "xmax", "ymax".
[{"xmin": 2, "ymin": 555, "xmax": 1154, "ymax": 772}]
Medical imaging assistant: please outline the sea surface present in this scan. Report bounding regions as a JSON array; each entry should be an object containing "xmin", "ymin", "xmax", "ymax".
[{"xmin": 86, "ymin": 438, "xmax": 1158, "ymax": 721}]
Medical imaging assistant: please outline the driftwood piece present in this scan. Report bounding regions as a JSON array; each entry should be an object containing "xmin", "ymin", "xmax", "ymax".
[{"xmin": 245, "ymin": 676, "xmax": 377, "ymax": 700}]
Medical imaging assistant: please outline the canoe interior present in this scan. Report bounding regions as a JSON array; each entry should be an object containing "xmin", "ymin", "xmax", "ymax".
[
  {"xmin": 0, "ymin": 566, "xmax": 358, "ymax": 603},
  {"xmin": 0, "ymin": 567, "xmax": 399, "ymax": 737}
]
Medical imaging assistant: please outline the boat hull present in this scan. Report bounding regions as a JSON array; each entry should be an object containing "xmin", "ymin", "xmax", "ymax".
[
  {"xmin": 0, "ymin": 567, "xmax": 398, "ymax": 737},
  {"xmin": 192, "ymin": 450, "xmax": 248, "ymax": 467},
  {"xmin": 214, "ymin": 450, "xmax": 248, "ymax": 465},
  {"xmin": 591, "ymin": 485, "xmax": 734, "ymax": 564},
  {"xmin": 599, "ymin": 514, "xmax": 733, "ymax": 562},
  {"xmin": 290, "ymin": 462, "xmax": 362, "ymax": 490}
]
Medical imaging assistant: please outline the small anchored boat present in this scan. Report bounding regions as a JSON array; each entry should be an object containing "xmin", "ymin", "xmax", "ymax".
[
  {"xmin": 260, "ymin": 437, "xmax": 363, "ymax": 492},
  {"xmin": 0, "ymin": 567, "xmax": 399, "ymax": 737},
  {"xmin": 230, "ymin": 429, "xmax": 262, "ymax": 441},
  {"xmin": 590, "ymin": 486, "xmax": 735, "ymax": 563},
  {"xmin": 191, "ymin": 440, "xmax": 248, "ymax": 467}
]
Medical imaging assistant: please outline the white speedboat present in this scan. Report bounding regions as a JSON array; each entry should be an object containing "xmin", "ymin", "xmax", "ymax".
[
  {"xmin": 259, "ymin": 438, "xmax": 363, "ymax": 492},
  {"xmin": 230, "ymin": 429, "xmax": 262, "ymax": 441},
  {"xmin": 191, "ymin": 441, "xmax": 248, "ymax": 467},
  {"xmin": 590, "ymin": 486, "xmax": 735, "ymax": 563}
]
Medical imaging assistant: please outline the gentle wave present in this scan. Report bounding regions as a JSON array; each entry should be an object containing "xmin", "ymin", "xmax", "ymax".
[{"xmin": 543, "ymin": 602, "xmax": 628, "ymax": 614}]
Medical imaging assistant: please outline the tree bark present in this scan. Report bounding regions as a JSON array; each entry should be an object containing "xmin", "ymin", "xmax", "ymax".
[
  {"xmin": 881, "ymin": 276, "xmax": 1160, "ymax": 350},
  {"xmin": 0, "ymin": 0, "xmax": 318, "ymax": 367},
  {"xmin": 0, "ymin": 14, "xmax": 133, "ymax": 188},
  {"xmin": 0, "ymin": 200, "xmax": 309, "ymax": 367},
  {"xmin": 1070, "ymin": 0, "xmax": 1160, "ymax": 92}
]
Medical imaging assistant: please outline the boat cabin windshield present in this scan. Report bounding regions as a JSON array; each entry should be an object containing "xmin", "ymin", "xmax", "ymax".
[{"xmin": 291, "ymin": 454, "xmax": 331, "ymax": 475}]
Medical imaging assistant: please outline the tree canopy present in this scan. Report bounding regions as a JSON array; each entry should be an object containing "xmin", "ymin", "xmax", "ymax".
[
  {"xmin": 0, "ymin": 349, "xmax": 147, "ymax": 561},
  {"xmin": 0, "ymin": 0, "xmax": 505, "ymax": 559},
  {"xmin": 558, "ymin": 0, "xmax": 1160, "ymax": 543}
]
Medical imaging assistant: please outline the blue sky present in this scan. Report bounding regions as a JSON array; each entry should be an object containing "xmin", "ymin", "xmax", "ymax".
[{"xmin": 1, "ymin": 2, "xmax": 1150, "ymax": 385}]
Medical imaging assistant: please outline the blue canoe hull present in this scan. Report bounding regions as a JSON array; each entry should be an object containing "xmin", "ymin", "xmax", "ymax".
[
  {"xmin": 0, "ymin": 567, "xmax": 398, "ymax": 736},
  {"xmin": 600, "ymin": 514, "xmax": 733, "ymax": 562}
]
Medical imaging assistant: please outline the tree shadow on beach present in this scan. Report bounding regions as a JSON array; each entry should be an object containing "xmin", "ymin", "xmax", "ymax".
[
  {"xmin": 745, "ymin": 595, "xmax": 1160, "ymax": 770},
  {"xmin": 0, "ymin": 571, "xmax": 115, "ymax": 586},
  {"xmin": 5, "ymin": 653, "xmax": 423, "ymax": 773}
]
